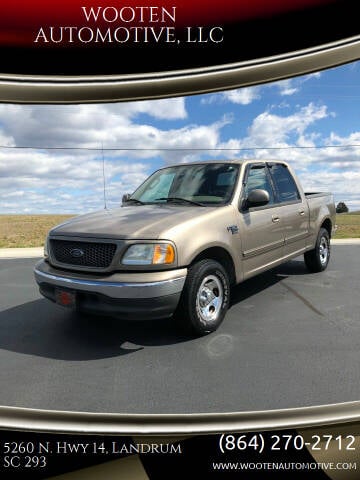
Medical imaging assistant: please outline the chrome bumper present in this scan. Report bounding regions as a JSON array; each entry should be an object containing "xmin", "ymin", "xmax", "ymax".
[{"xmin": 34, "ymin": 260, "xmax": 187, "ymax": 299}]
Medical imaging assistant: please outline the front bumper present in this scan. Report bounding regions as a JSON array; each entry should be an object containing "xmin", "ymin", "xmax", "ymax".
[{"xmin": 34, "ymin": 260, "xmax": 187, "ymax": 320}]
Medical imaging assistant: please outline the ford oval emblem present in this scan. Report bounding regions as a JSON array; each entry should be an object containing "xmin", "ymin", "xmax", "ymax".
[{"xmin": 70, "ymin": 248, "xmax": 85, "ymax": 258}]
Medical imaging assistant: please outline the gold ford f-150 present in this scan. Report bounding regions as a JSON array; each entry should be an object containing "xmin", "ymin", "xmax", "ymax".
[{"xmin": 34, "ymin": 160, "xmax": 336, "ymax": 336}]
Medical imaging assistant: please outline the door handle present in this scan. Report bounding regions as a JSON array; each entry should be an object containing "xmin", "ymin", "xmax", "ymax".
[
  {"xmin": 298, "ymin": 209, "xmax": 305, "ymax": 216},
  {"xmin": 272, "ymin": 215, "xmax": 280, "ymax": 223}
]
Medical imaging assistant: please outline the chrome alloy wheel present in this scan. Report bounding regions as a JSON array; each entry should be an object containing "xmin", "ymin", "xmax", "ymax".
[
  {"xmin": 196, "ymin": 274, "xmax": 224, "ymax": 323},
  {"xmin": 319, "ymin": 236, "xmax": 329, "ymax": 265}
]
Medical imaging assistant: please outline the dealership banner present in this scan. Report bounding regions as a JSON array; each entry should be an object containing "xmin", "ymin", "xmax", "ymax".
[
  {"xmin": 0, "ymin": 423, "xmax": 359, "ymax": 479},
  {"xmin": 0, "ymin": 0, "xmax": 360, "ymax": 102},
  {"xmin": 0, "ymin": 404, "xmax": 360, "ymax": 478}
]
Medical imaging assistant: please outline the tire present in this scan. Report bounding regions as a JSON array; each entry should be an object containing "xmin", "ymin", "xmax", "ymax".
[
  {"xmin": 304, "ymin": 227, "xmax": 331, "ymax": 272},
  {"xmin": 174, "ymin": 259, "xmax": 230, "ymax": 336}
]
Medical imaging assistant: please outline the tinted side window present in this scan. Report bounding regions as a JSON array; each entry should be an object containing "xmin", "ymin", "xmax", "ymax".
[
  {"xmin": 269, "ymin": 164, "xmax": 300, "ymax": 203},
  {"xmin": 244, "ymin": 165, "xmax": 274, "ymax": 205}
]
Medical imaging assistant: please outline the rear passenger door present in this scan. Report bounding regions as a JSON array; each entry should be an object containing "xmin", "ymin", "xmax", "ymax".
[
  {"xmin": 267, "ymin": 163, "xmax": 309, "ymax": 258},
  {"xmin": 237, "ymin": 163, "xmax": 284, "ymax": 279}
]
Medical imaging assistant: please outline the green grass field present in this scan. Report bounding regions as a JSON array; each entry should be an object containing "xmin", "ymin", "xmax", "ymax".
[
  {"xmin": 0, "ymin": 215, "xmax": 74, "ymax": 248},
  {"xmin": 0, "ymin": 212, "xmax": 359, "ymax": 248},
  {"xmin": 333, "ymin": 211, "xmax": 360, "ymax": 239}
]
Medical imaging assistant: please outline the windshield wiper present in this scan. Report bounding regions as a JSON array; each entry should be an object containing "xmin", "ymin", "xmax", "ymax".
[
  {"xmin": 155, "ymin": 197, "xmax": 205, "ymax": 206},
  {"xmin": 124, "ymin": 198, "xmax": 145, "ymax": 205}
]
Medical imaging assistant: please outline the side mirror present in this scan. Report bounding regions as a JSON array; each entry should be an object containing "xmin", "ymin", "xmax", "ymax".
[
  {"xmin": 122, "ymin": 193, "xmax": 131, "ymax": 204},
  {"xmin": 246, "ymin": 189, "xmax": 270, "ymax": 207}
]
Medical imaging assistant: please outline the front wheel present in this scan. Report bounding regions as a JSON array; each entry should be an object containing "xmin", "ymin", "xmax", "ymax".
[
  {"xmin": 304, "ymin": 227, "xmax": 331, "ymax": 272},
  {"xmin": 174, "ymin": 259, "xmax": 230, "ymax": 336}
]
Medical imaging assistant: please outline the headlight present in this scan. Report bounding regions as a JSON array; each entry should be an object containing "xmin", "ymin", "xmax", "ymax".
[{"xmin": 122, "ymin": 243, "xmax": 175, "ymax": 265}]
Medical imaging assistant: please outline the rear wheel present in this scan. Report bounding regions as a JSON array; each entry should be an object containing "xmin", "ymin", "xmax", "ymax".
[
  {"xmin": 304, "ymin": 227, "xmax": 330, "ymax": 272},
  {"xmin": 174, "ymin": 259, "xmax": 230, "ymax": 336}
]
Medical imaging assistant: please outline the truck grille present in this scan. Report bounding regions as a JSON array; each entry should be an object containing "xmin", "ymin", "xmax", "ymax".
[{"xmin": 50, "ymin": 239, "xmax": 117, "ymax": 268}]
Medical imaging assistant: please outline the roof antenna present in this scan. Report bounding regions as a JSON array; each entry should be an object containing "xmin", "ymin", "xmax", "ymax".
[{"xmin": 101, "ymin": 142, "xmax": 107, "ymax": 210}]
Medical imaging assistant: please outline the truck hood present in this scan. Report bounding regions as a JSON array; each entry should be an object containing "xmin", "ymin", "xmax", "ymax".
[{"xmin": 50, "ymin": 205, "xmax": 219, "ymax": 240}]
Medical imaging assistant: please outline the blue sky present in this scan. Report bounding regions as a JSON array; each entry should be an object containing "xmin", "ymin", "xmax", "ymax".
[{"xmin": 0, "ymin": 61, "xmax": 359, "ymax": 213}]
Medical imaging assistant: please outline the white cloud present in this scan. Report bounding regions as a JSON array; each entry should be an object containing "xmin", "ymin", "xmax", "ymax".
[
  {"xmin": 172, "ymin": 102, "xmax": 360, "ymax": 210},
  {"xmin": 221, "ymin": 88, "xmax": 261, "ymax": 105},
  {"xmin": 211, "ymin": 102, "xmax": 360, "ymax": 210},
  {"xmin": 0, "ymin": 98, "xmax": 187, "ymax": 149},
  {"xmin": 1, "ymin": 93, "xmax": 360, "ymax": 214},
  {"xmin": 127, "ymin": 99, "xmax": 187, "ymax": 120},
  {"xmin": 0, "ymin": 147, "xmax": 150, "ymax": 213},
  {"xmin": 276, "ymin": 79, "xmax": 299, "ymax": 96},
  {"xmin": 246, "ymin": 103, "xmax": 328, "ymax": 145},
  {"xmin": 202, "ymin": 87, "xmax": 261, "ymax": 105},
  {"xmin": 214, "ymin": 103, "xmax": 329, "ymax": 156},
  {"xmin": 0, "ymin": 101, "xmax": 230, "ymax": 213},
  {"xmin": 275, "ymin": 73, "xmax": 321, "ymax": 96},
  {"xmin": 201, "ymin": 72, "xmax": 322, "ymax": 105},
  {"xmin": 298, "ymin": 170, "xmax": 360, "ymax": 210}
]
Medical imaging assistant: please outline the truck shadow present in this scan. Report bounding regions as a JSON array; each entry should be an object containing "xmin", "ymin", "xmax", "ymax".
[
  {"xmin": 230, "ymin": 259, "xmax": 309, "ymax": 305},
  {"xmin": 0, "ymin": 259, "xmax": 307, "ymax": 361}
]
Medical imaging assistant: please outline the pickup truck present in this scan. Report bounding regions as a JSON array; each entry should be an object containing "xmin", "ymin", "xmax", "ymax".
[{"xmin": 34, "ymin": 160, "xmax": 335, "ymax": 336}]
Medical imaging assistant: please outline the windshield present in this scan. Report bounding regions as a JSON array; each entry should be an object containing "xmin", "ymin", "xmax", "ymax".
[{"xmin": 129, "ymin": 163, "xmax": 240, "ymax": 206}]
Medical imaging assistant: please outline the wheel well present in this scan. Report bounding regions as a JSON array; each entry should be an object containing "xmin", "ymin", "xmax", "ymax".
[
  {"xmin": 321, "ymin": 218, "xmax": 332, "ymax": 238},
  {"xmin": 191, "ymin": 247, "xmax": 236, "ymax": 285}
]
